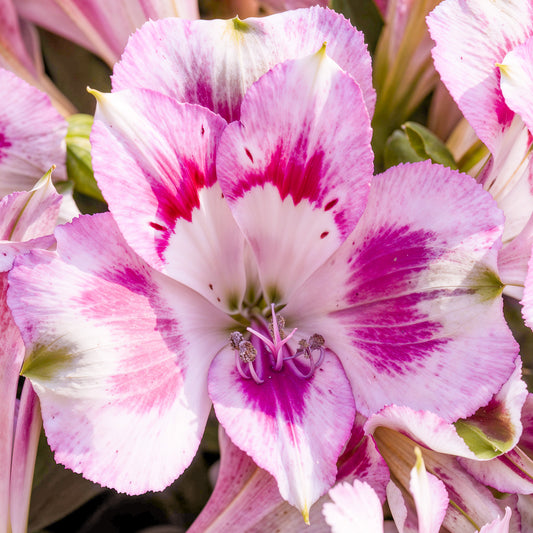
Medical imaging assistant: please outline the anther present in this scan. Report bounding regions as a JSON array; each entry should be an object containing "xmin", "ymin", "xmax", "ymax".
[
  {"xmin": 239, "ymin": 340, "xmax": 257, "ymax": 363},
  {"xmin": 230, "ymin": 331, "xmax": 243, "ymax": 350},
  {"xmin": 309, "ymin": 334, "xmax": 325, "ymax": 350},
  {"xmin": 269, "ymin": 315, "xmax": 286, "ymax": 340}
]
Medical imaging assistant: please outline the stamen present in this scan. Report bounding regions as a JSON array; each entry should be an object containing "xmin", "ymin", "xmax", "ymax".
[
  {"xmin": 238, "ymin": 340, "xmax": 257, "ymax": 363},
  {"xmin": 230, "ymin": 331, "xmax": 243, "ymax": 350}
]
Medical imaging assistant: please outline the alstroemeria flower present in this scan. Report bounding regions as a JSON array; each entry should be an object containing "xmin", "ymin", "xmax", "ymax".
[
  {"xmin": 0, "ymin": 172, "xmax": 62, "ymax": 533},
  {"xmin": 7, "ymin": 7, "xmax": 518, "ymax": 520},
  {"xmin": 428, "ymin": 0, "xmax": 533, "ymax": 300},
  {"xmin": 0, "ymin": 68, "xmax": 67, "ymax": 196}
]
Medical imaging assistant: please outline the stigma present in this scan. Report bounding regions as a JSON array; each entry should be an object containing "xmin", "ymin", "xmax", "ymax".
[{"xmin": 230, "ymin": 304, "xmax": 326, "ymax": 384}]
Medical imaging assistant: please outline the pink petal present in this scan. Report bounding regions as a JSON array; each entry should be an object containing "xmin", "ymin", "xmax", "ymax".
[
  {"xmin": 15, "ymin": 0, "xmax": 199, "ymax": 67},
  {"xmin": 0, "ymin": 68, "xmax": 66, "ymax": 195},
  {"xmin": 0, "ymin": 273, "xmax": 25, "ymax": 533},
  {"xmin": 409, "ymin": 448, "xmax": 448, "ymax": 533},
  {"xmin": 322, "ymin": 480, "xmax": 384, "ymax": 533},
  {"xmin": 287, "ymin": 160, "xmax": 516, "ymax": 420},
  {"xmin": 9, "ymin": 381, "xmax": 41, "ymax": 533},
  {"xmin": 428, "ymin": 0, "xmax": 533, "ymax": 151},
  {"xmin": 499, "ymin": 36, "xmax": 533, "ymax": 135},
  {"xmin": 91, "ymin": 89, "xmax": 246, "ymax": 312},
  {"xmin": 0, "ymin": 0, "xmax": 38, "ymax": 75},
  {"xmin": 8, "ymin": 213, "xmax": 232, "ymax": 494},
  {"xmin": 0, "ymin": 170, "xmax": 61, "ymax": 243},
  {"xmin": 478, "ymin": 507, "xmax": 512, "ymax": 533},
  {"xmin": 217, "ymin": 50, "xmax": 373, "ymax": 302},
  {"xmin": 208, "ymin": 344, "xmax": 355, "ymax": 519},
  {"xmin": 112, "ymin": 6, "xmax": 375, "ymax": 122}
]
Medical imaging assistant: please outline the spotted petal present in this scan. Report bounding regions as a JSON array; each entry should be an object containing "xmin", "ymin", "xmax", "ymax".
[
  {"xmin": 112, "ymin": 6, "xmax": 375, "ymax": 122},
  {"xmin": 217, "ymin": 49, "xmax": 373, "ymax": 303},
  {"xmin": 90, "ymin": 88, "xmax": 246, "ymax": 312},
  {"xmin": 7, "ymin": 212, "xmax": 232, "ymax": 494},
  {"xmin": 208, "ymin": 346, "xmax": 355, "ymax": 520},
  {"xmin": 287, "ymin": 161, "xmax": 517, "ymax": 420}
]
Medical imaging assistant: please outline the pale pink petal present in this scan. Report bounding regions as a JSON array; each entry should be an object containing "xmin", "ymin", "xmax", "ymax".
[
  {"xmin": 112, "ymin": 6, "xmax": 375, "ymax": 122},
  {"xmin": 500, "ymin": 37, "xmax": 533, "ymax": 136},
  {"xmin": 287, "ymin": 160, "xmax": 516, "ymax": 420},
  {"xmin": 208, "ymin": 345, "xmax": 355, "ymax": 519},
  {"xmin": 0, "ymin": 273, "xmax": 25, "ymax": 533},
  {"xmin": 91, "ymin": 89, "xmax": 247, "ymax": 312},
  {"xmin": 386, "ymin": 481, "xmax": 409, "ymax": 533},
  {"xmin": 498, "ymin": 213, "xmax": 533, "ymax": 299},
  {"xmin": 366, "ymin": 406, "xmax": 479, "ymax": 460},
  {"xmin": 521, "ymin": 252, "xmax": 533, "ymax": 330},
  {"xmin": 427, "ymin": 0, "xmax": 533, "ymax": 151},
  {"xmin": 0, "ymin": 68, "xmax": 66, "ymax": 195},
  {"xmin": 15, "ymin": 0, "xmax": 199, "ymax": 67},
  {"xmin": 409, "ymin": 448, "xmax": 448, "ymax": 533},
  {"xmin": 0, "ymin": 0, "xmax": 37, "ymax": 75},
  {"xmin": 7, "ymin": 213, "xmax": 233, "ymax": 494},
  {"xmin": 0, "ymin": 170, "xmax": 61, "ymax": 243},
  {"xmin": 479, "ymin": 116, "xmax": 533, "ymax": 245},
  {"xmin": 322, "ymin": 480, "xmax": 384, "ymax": 533},
  {"xmin": 479, "ymin": 507, "xmax": 512, "ymax": 533},
  {"xmin": 9, "ymin": 381, "xmax": 41, "ymax": 533},
  {"xmin": 217, "ymin": 50, "xmax": 372, "ymax": 303}
]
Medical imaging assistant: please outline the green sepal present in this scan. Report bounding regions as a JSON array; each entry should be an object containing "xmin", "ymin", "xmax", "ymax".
[
  {"xmin": 454, "ymin": 419, "xmax": 512, "ymax": 460},
  {"xmin": 66, "ymin": 114, "xmax": 105, "ymax": 202},
  {"xmin": 385, "ymin": 121, "xmax": 458, "ymax": 170},
  {"xmin": 384, "ymin": 129, "xmax": 426, "ymax": 168}
]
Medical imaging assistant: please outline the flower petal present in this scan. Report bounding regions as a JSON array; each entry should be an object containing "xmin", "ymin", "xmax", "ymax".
[
  {"xmin": 287, "ymin": 160, "xmax": 517, "ymax": 420},
  {"xmin": 479, "ymin": 508, "xmax": 512, "ymax": 533},
  {"xmin": 208, "ymin": 346, "xmax": 355, "ymax": 519},
  {"xmin": 0, "ymin": 273, "xmax": 25, "ymax": 532},
  {"xmin": 0, "ymin": 68, "xmax": 66, "ymax": 195},
  {"xmin": 499, "ymin": 36, "xmax": 533, "ymax": 136},
  {"xmin": 217, "ymin": 49, "xmax": 373, "ymax": 303},
  {"xmin": 7, "ymin": 212, "xmax": 232, "ymax": 494},
  {"xmin": 322, "ymin": 480, "xmax": 384, "ymax": 533},
  {"xmin": 427, "ymin": 0, "xmax": 533, "ymax": 151},
  {"xmin": 112, "ymin": 6, "xmax": 375, "ymax": 122},
  {"xmin": 410, "ymin": 447, "xmax": 448, "ymax": 533},
  {"xmin": 9, "ymin": 381, "xmax": 41, "ymax": 533},
  {"xmin": 0, "ymin": 169, "xmax": 61, "ymax": 242},
  {"xmin": 15, "ymin": 0, "xmax": 199, "ymax": 67},
  {"xmin": 91, "ymin": 88, "xmax": 247, "ymax": 312}
]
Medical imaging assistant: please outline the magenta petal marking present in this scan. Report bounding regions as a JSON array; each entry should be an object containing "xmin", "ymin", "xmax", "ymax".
[
  {"xmin": 208, "ymin": 344, "xmax": 355, "ymax": 514},
  {"xmin": 0, "ymin": 131, "xmax": 12, "ymax": 161}
]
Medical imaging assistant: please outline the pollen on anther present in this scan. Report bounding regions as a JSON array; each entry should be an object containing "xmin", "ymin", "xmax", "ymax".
[
  {"xmin": 269, "ymin": 314, "xmax": 286, "ymax": 340},
  {"xmin": 239, "ymin": 340, "xmax": 257, "ymax": 363},
  {"xmin": 230, "ymin": 331, "xmax": 243, "ymax": 350},
  {"xmin": 309, "ymin": 333, "xmax": 325, "ymax": 350}
]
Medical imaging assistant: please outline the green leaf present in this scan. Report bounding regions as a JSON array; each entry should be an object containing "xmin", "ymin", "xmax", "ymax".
[
  {"xmin": 330, "ymin": 0, "xmax": 384, "ymax": 54},
  {"xmin": 66, "ymin": 114, "xmax": 105, "ymax": 202},
  {"xmin": 28, "ymin": 432, "xmax": 104, "ymax": 532}
]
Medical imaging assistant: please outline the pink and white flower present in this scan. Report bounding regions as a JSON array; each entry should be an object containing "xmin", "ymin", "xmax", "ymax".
[
  {"xmin": 427, "ymin": 0, "xmax": 533, "ymax": 300},
  {"xmin": 7, "ymin": 7, "xmax": 518, "ymax": 520}
]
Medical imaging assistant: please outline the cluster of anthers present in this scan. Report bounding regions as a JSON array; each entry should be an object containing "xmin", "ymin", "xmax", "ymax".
[{"xmin": 230, "ymin": 304, "xmax": 326, "ymax": 384}]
